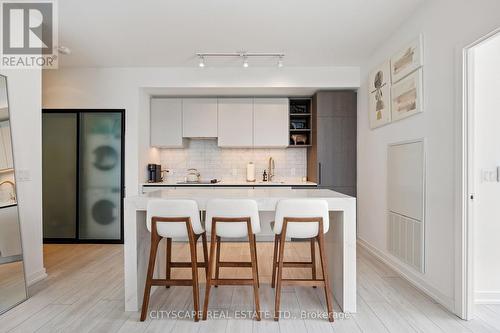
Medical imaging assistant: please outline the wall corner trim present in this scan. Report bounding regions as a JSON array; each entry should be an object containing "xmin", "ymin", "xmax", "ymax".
[{"xmin": 26, "ymin": 267, "xmax": 47, "ymax": 286}]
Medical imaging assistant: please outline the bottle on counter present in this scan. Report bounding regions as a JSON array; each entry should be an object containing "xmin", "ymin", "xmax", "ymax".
[{"xmin": 262, "ymin": 170, "xmax": 268, "ymax": 182}]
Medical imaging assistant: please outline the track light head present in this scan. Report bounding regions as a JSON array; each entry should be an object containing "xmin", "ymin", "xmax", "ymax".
[
  {"xmin": 243, "ymin": 56, "xmax": 249, "ymax": 68},
  {"xmin": 277, "ymin": 56, "xmax": 284, "ymax": 68},
  {"xmin": 198, "ymin": 56, "xmax": 205, "ymax": 68}
]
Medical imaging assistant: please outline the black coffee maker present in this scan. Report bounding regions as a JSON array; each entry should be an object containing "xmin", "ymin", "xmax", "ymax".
[{"xmin": 147, "ymin": 164, "xmax": 162, "ymax": 183}]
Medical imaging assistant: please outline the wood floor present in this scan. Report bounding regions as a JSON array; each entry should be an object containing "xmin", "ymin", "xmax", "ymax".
[{"xmin": 0, "ymin": 242, "xmax": 499, "ymax": 333}]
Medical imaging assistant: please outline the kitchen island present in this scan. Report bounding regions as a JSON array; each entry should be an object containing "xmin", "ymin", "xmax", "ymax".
[{"xmin": 124, "ymin": 188, "xmax": 356, "ymax": 313}]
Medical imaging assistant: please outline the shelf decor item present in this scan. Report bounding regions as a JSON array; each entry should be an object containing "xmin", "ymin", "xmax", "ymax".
[
  {"xmin": 290, "ymin": 103, "xmax": 308, "ymax": 113},
  {"xmin": 291, "ymin": 134, "xmax": 308, "ymax": 145},
  {"xmin": 368, "ymin": 61, "xmax": 392, "ymax": 129},
  {"xmin": 290, "ymin": 118, "xmax": 307, "ymax": 129}
]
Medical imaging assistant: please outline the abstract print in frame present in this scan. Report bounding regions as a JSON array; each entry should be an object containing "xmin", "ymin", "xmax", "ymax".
[
  {"xmin": 368, "ymin": 61, "xmax": 392, "ymax": 129},
  {"xmin": 391, "ymin": 68, "xmax": 423, "ymax": 121},
  {"xmin": 390, "ymin": 35, "xmax": 423, "ymax": 83}
]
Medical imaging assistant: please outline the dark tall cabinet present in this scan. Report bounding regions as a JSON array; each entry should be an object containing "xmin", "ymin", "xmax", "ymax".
[{"xmin": 307, "ymin": 91, "xmax": 357, "ymax": 196}]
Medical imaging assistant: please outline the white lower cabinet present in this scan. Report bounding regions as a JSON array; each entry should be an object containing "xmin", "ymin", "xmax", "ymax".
[{"xmin": 217, "ymin": 98, "xmax": 253, "ymax": 147}]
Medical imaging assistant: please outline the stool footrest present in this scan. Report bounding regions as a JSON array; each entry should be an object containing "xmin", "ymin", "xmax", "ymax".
[
  {"xmin": 281, "ymin": 278, "xmax": 325, "ymax": 287},
  {"xmin": 210, "ymin": 278, "xmax": 255, "ymax": 286},
  {"xmin": 275, "ymin": 261, "xmax": 314, "ymax": 268},
  {"xmin": 170, "ymin": 261, "xmax": 207, "ymax": 268},
  {"xmin": 217, "ymin": 261, "xmax": 252, "ymax": 268},
  {"xmin": 151, "ymin": 279, "xmax": 194, "ymax": 286}
]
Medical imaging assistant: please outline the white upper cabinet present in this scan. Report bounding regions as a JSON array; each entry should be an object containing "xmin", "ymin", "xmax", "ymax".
[
  {"xmin": 182, "ymin": 98, "xmax": 218, "ymax": 138},
  {"xmin": 217, "ymin": 98, "xmax": 253, "ymax": 147},
  {"xmin": 150, "ymin": 98, "xmax": 184, "ymax": 148},
  {"xmin": 253, "ymin": 98, "xmax": 289, "ymax": 147},
  {"xmin": 0, "ymin": 120, "xmax": 13, "ymax": 170}
]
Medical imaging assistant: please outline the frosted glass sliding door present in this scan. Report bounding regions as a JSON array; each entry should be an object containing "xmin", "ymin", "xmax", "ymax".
[
  {"xmin": 42, "ymin": 113, "xmax": 77, "ymax": 239},
  {"xmin": 79, "ymin": 113, "xmax": 123, "ymax": 240},
  {"xmin": 42, "ymin": 110, "xmax": 124, "ymax": 242}
]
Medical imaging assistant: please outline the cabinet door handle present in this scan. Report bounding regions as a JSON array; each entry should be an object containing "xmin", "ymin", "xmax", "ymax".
[{"xmin": 318, "ymin": 162, "xmax": 322, "ymax": 185}]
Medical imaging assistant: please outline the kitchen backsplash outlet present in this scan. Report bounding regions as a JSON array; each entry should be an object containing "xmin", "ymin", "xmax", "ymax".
[{"xmin": 159, "ymin": 139, "xmax": 307, "ymax": 182}]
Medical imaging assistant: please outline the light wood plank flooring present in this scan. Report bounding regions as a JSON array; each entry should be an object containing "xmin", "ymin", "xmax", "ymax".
[{"xmin": 0, "ymin": 242, "xmax": 499, "ymax": 333}]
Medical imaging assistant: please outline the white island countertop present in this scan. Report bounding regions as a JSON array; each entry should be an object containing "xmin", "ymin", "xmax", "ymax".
[
  {"xmin": 130, "ymin": 188, "xmax": 348, "ymax": 210},
  {"xmin": 124, "ymin": 188, "xmax": 356, "ymax": 314}
]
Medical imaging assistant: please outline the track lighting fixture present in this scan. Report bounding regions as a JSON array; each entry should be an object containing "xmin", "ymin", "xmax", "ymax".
[{"xmin": 195, "ymin": 52, "xmax": 285, "ymax": 68}]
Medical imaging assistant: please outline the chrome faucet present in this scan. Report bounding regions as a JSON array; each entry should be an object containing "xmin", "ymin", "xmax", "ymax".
[
  {"xmin": 0, "ymin": 180, "xmax": 16, "ymax": 201},
  {"xmin": 268, "ymin": 157, "xmax": 275, "ymax": 182}
]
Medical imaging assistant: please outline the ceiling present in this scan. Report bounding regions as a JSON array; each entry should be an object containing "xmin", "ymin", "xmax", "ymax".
[{"xmin": 57, "ymin": 0, "xmax": 425, "ymax": 68}]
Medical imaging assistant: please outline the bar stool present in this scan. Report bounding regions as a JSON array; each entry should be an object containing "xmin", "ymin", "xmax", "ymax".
[
  {"xmin": 271, "ymin": 199, "xmax": 334, "ymax": 322},
  {"xmin": 202, "ymin": 199, "xmax": 261, "ymax": 321},
  {"xmin": 140, "ymin": 199, "xmax": 208, "ymax": 322}
]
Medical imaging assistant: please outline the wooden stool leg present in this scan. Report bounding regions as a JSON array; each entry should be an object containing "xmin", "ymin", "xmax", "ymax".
[
  {"xmin": 253, "ymin": 237, "xmax": 260, "ymax": 288},
  {"xmin": 214, "ymin": 236, "xmax": 221, "ymax": 287},
  {"xmin": 165, "ymin": 237, "xmax": 172, "ymax": 288},
  {"xmin": 140, "ymin": 222, "xmax": 161, "ymax": 321},
  {"xmin": 202, "ymin": 222, "xmax": 217, "ymax": 320},
  {"xmin": 201, "ymin": 232, "xmax": 209, "ymax": 279},
  {"xmin": 318, "ymin": 232, "xmax": 334, "ymax": 322},
  {"xmin": 311, "ymin": 238, "xmax": 317, "ymax": 288},
  {"xmin": 271, "ymin": 234, "xmax": 279, "ymax": 288},
  {"xmin": 274, "ymin": 231, "xmax": 287, "ymax": 321},
  {"xmin": 188, "ymin": 232, "xmax": 200, "ymax": 322},
  {"xmin": 248, "ymin": 230, "xmax": 261, "ymax": 321}
]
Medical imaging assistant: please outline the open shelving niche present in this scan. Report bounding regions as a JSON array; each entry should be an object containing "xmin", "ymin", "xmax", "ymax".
[{"xmin": 288, "ymin": 98, "xmax": 312, "ymax": 148}]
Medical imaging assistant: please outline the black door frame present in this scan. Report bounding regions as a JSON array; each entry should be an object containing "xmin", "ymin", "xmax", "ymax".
[{"xmin": 42, "ymin": 109, "xmax": 125, "ymax": 244}]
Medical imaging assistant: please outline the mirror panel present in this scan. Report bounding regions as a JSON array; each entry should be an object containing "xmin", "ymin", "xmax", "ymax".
[{"xmin": 0, "ymin": 74, "xmax": 28, "ymax": 314}]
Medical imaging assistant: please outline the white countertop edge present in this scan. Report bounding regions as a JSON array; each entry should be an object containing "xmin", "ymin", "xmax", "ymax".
[
  {"xmin": 126, "ymin": 188, "xmax": 355, "ymax": 211},
  {"xmin": 141, "ymin": 180, "xmax": 318, "ymax": 187}
]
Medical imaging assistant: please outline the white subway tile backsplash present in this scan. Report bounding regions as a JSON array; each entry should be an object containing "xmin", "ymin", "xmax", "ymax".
[{"xmin": 159, "ymin": 139, "xmax": 307, "ymax": 182}]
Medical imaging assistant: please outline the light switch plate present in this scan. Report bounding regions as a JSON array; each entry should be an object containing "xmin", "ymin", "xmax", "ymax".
[{"xmin": 481, "ymin": 169, "xmax": 498, "ymax": 182}]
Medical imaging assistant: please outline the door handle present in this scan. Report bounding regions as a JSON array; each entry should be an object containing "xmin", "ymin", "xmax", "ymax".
[{"xmin": 318, "ymin": 162, "xmax": 322, "ymax": 185}]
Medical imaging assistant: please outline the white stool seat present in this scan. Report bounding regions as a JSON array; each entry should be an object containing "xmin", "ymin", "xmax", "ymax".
[
  {"xmin": 205, "ymin": 199, "xmax": 260, "ymax": 238},
  {"xmin": 273, "ymin": 199, "xmax": 329, "ymax": 238},
  {"xmin": 146, "ymin": 199, "xmax": 204, "ymax": 238}
]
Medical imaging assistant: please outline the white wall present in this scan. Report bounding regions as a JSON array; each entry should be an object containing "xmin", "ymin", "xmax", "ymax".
[
  {"xmin": 357, "ymin": 0, "xmax": 500, "ymax": 313},
  {"xmin": 472, "ymin": 34, "xmax": 500, "ymax": 304},
  {"xmin": 1, "ymin": 69, "xmax": 45, "ymax": 285},
  {"xmin": 42, "ymin": 66, "xmax": 360, "ymax": 196}
]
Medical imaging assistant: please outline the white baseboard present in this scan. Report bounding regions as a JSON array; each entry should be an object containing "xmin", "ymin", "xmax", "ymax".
[
  {"xmin": 475, "ymin": 291, "xmax": 500, "ymax": 304},
  {"xmin": 357, "ymin": 238, "xmax": 455, "ymax": 312},
  {"xmin": 26, "ymin": 268, "xmax": 47, "ymax": 286}
]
